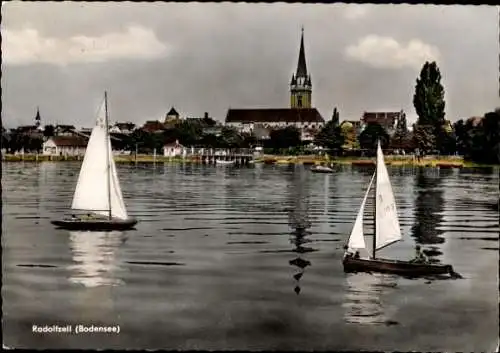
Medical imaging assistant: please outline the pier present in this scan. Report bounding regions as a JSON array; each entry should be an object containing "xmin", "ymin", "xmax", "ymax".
[{"xmin": 175, "ymin": 148, "xmax": 254, "ymax": 166}]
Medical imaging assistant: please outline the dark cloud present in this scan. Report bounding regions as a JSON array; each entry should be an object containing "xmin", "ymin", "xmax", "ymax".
[{"xmin": 2, "ymin": 3, "xmax": 498, "ymax": 128}]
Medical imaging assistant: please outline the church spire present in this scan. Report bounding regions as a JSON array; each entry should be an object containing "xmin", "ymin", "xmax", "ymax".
[
  {"xmin": 290, "ymin": 26, "xmax": 312, "ymax": 109},
  {"xmin": 296, "ymin": 26, "xmax": 307, "ymax": 78},
  {"xmin": 35, "ymin": 106, "xmax": 41, "ymax": 127}
]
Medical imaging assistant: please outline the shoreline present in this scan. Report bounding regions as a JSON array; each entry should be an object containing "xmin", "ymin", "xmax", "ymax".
[{"xmin": 2, "ymin": 154, "xmax": 498, "ymax": 168}]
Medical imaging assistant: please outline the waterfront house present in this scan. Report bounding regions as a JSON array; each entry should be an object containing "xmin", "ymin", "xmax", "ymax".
[
  {"xmin": 163, "ymin": 140, "xmax": 185, "ymax": 157},
  {"xmin": 42, "ymin": 136, "xmax": 88, "ymax": 156}
]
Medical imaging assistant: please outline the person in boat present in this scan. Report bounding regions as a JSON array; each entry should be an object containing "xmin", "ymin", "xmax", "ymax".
[
  {"xmin": 343, "ymin": 245, "xmax": 354, "ymax": 259},
  {"xmin": 354, "ymin": 251, "xmax": 360, "ymax": 259},
  {"xmin": 411, "ymin": 245, "xmax": 428, "ymax": 263}
]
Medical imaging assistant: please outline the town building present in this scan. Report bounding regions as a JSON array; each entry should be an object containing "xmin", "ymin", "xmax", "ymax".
[
  {"xmin": 109, "ymin": 122, "xmax": 136, "ymax": 134},
  {"xmin": 54, "ymin": 124, "xmax": 77, "ymax": 136},
  {"xmin": 141, "ymin": 120, "xmax": 165, "ymax": 133},
  {"xmin": 163, "ymin": 140, "xmax": 185, "ymax": 157},
  {"xmin": 164, "ymin": 107, "xmax": 180, "ymax": 123},
  {"xmin": 42, "ymin": 136, "xmax": 88, "ymax": 156},
  {"xmin": 360, "ymin": 111, "xmax": 404, "ymax": 135},
  {"xmin": 224, "ymin": 28, "xmax": 325, "ymax": 141}
]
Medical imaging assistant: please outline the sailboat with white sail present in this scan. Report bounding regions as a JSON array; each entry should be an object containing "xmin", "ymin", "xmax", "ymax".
[
  {"xmin": 342, "ymin": 141, "xmax": 456, "ymax": 277},
  {"xmin": 51, "ymin": 92, "xmax": 137, "ymax": 231}
]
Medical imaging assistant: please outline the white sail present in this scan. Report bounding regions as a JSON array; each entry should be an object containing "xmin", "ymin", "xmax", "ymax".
[
  {"xmin": 347, "ymin": 172, "xmax": 375, "ymax": 253},
  {"xmin": 375, "ymin": 142, "xmax": 402, "ymax": 250},
  {"xmin": 71, "ymin": 95, "xmax": 128, "ymax": 219},
  {"xmin": 71, "ymin": 100, "xmax": 110, "ymax": 216},
  {"xmin": 107, "ymin": 140, "xmax": 128, "ymax": 219}
]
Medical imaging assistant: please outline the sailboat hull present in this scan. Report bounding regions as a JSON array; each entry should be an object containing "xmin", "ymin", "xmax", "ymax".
[
  {"xmin": 51, "ymin": 218, "xmax": 138, "ymax": 231},
  {"xmin": 311, "ymin": 166, "xmax": 334, "ymax": 173},
  {"xmin": 343, "ymin": 256, "xmax": 454, "ymax": 277}
]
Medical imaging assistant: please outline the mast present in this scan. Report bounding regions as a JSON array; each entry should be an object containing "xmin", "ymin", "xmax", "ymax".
[
  {"xmin": 372, "ymin": 140, "xmax": 378, "ymax": 259},
  {"xmin": 104, "ymin": 91, "xmax": 112, "ymax": 220}
]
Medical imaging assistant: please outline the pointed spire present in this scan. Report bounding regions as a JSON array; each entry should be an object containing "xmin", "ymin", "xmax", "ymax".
[
  {"xmin": 296, "ymin": 26, "xmax": 308, "ymax": 78},
  {"xmin": 35, "ymin": 106, "xmax": 41, "ymax": 127},
  {"xmin": 290, "ymin": 73, "xmax": 296, "ymax": 85}
]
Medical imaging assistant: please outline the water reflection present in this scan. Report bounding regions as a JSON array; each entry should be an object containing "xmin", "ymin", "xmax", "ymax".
[
  {"xmin": 68, "ymin": 231, "xmax": 127, "ymax": 288},
  {"xmin": 411, "ymin": 168, "xmax": 446, "ymax": 260},
  {"xmin": 342, "ymin": 273, "xmax": 398, "ymax": 325},
  {"xmin": 286, "ymin": 166, "xmax": 314, "ymax": 295},
  {"xmin": 323, "ymin": 174, "xmax": 329, "ymax": 214}
]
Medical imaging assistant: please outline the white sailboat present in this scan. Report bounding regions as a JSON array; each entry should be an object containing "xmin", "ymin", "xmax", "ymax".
[
  {"xmin": 51, "ymin": 92, "xmax": 137, "ymax": 231},
  {"xmin": 342, "ymin": 141, "xmax": 455, "ymax": 277}
]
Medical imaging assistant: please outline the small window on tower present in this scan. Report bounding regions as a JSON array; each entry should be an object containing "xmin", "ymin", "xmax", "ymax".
[{"xmin": 297, "ymin": 96, "xmax": 303, "ymax": 108}]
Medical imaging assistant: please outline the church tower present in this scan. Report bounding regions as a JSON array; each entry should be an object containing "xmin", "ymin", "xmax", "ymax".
[
  {"xmin": 290, "ymin": 27, "xmax": 312, "ymax": 109},
  {"xmin": 35, "ymin": 107, "xmax": 42, "ymax": 130}
]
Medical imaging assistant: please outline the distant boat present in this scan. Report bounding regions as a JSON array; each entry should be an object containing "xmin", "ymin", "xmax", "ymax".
[
  {"xmin": 51, "ymin": 92, "xmax": 137, "ymax": 231},
  {"xmin": 215, "ymin": 159, "xmax": 235, "ymax": 165},
  {"xmin": 311, "ymin": 164, "xmax": 334, "ymax": 173},
  {"xmin": 342, "ymin": 141, "xmax": 457, "ymax": 277}
]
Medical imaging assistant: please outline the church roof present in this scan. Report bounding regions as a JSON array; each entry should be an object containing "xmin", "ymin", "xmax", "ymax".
[
  {"xmin": 49, "ymin": 136, "xmax": 88, "ymax": 147},
  {"xmin": 167, "ymin": 107, "xmax": 179, "ymax": 116},
  {"xmin": 225, "ymin": 108, "xmax": 325, "ymax": 124},
  {"xmin": 296, "ymin": 27, "xmax": 308, "ymax": 78}
]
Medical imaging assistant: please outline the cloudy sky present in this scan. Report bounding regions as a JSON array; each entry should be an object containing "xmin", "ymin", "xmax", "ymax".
[{"xmin": 2, "ymin": 3, "xmax": 498, "ymax": 128}]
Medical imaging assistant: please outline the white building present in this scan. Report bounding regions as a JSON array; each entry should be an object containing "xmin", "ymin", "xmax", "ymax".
[
  {"xmin": 42, "ymin": 136, "xmax": 88, "ymax": 156},
  {"xmin": 163, "ymin": 140, "xmax": 185, "ymax": 157}
]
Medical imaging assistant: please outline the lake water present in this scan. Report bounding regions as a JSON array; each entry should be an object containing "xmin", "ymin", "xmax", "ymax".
[{"xmin": 2, "ymin": 162, "xmax": 499, "ymax": 351}]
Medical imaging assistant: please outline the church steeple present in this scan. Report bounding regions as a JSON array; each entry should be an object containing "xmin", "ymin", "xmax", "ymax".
[
  {"xmin": 35, "ymin": 106, "xmax": 42, "ymax": 129},
  {"xmin": 290, "ymin": 26, "xmax": 312, "ymax": 109},
  {"xmin": 296, "ymin": 26, "xmax": 308, "ymax": 78}
]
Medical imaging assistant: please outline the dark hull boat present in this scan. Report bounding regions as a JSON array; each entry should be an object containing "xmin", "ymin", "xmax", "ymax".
[
  {"xmin": 341, "ymin": 142, "xmax": 457, "ymax": 279},
  {"xmin": 343, "ymin": 256, "xmax": 454, "ymax": 277},
  {"xmin": 52, "ymin": 91, "xmax": 138, "ymax": 232},
  {"xmin": 51, "ymin": 217, "xmax": 137, "ymax": 231}
]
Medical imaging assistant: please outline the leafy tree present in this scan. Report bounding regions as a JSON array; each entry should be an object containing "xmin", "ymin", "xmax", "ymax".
[
  {"xmin": 202, "ymin": 116, "xmax": 217, "ymax": 127},
  {"xmin": 412, "ymin": 124, "xmax": 435, "ymax": 154},
  {"xmin": 413, "ymin": 61, "xmax": 446, "ymax": 152},
  {"xmin": 240, "ymin": 132, "xmax": 257, "ymax": 148},
  {"xmin": 43, "ymin": 124, "xmax": 55, "ymax": 138},
  {"xmin": 413, "ymin": 61, "xmax": 446, "ymax": 127},
  {"xmin": 340, "ymin": 122, "xmax": 359, "ymax": 150},
  {"xmin": 219, "ymin": 126, "xmax": 243, "ymax": 148},
  {"xmin": 269, "ymin": 126, "xmax": 301, "ymax": 151},
  {"xmin": 453, "ymin": 119, "xmax": 467, "ymax": 155},
  {"xmin": 199, "ymin": 133, "xmax": 220, "ymax": 148},
  {"xmin": 331, "ymin": 107, "xmax": 340, "ymax": 127},
  {"xmin": 391, "ymin": 111, "xmax": 410, "ymax": 150},
  {"xmin": 359, "ymin": 122, "xmax": 390, "ymax": 150},
  {"xmin": 481, "ymin": 110, "xmax": 500, "ymax": 163},
  {"xmin": 314, "ymin": 120, "xmax": 343, "ymax": 150},
  {"xmin": 434, "ymin": 125, "xmax": 456, "ymax": 155},
  {"xmin": 175, "ymin": 120, "xmax": 203, "ymax": 146}
]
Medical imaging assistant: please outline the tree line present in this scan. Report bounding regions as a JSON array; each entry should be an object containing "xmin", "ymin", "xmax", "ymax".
[{"xmin": 2, "ymin": 62, "xmax": 499, "ymax": 164}]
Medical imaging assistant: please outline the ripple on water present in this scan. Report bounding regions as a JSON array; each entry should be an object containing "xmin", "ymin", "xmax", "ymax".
[{"xmin": 1, "ymin": 162, "xmax": 499, "ymax": 351}]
